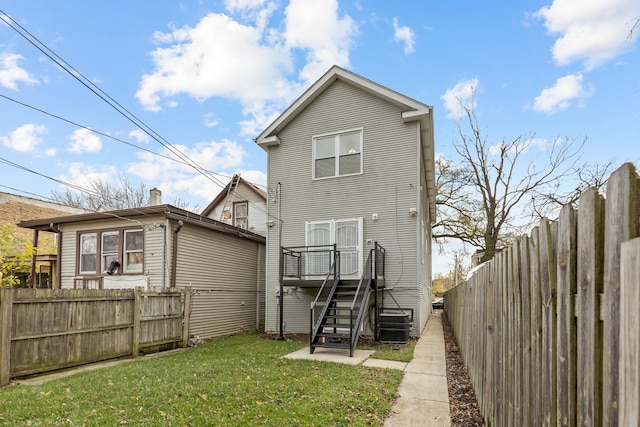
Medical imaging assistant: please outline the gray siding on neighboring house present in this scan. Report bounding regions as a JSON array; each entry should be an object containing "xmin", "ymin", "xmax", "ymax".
[
  {"xmin": 174, "ymin": 223, "xmax": 265, "ymax": 339},
  {"xmin": 57, "ymin": 214, "xmax": 168, "ymax": 289},
  {"xmin": 265, "ymin": 80, "xmax": 424, "ymax": 334}
]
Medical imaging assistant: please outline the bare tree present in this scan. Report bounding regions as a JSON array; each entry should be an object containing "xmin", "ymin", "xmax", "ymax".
[
  {"xmin": 51, "ymin": 175, "xmax": 196, "ymax": 211},
  {"xmin": 528, "ymin": 160, "xmax": 615, "ymax": 219},
  {"xmin": 433, "ymin": 101, "xmax": 584, "ymax": 263}
]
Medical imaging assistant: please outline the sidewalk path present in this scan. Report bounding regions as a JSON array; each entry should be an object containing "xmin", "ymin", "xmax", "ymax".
[{"xmin": 384, "ymin": 313, "xmax": 451, "ymax": 426}]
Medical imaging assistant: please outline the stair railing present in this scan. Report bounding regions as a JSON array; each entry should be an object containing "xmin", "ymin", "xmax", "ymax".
[
  {"xmin": 309, "ymin": 246, "xmax": 340, "ymax": 351},
  {"xmin": 348, "ymin": 248, "xmax": 374, "ymax": 357},
  {"xmin": 373, "ymin": 242, "xmax": 385, "ymax": 341}
]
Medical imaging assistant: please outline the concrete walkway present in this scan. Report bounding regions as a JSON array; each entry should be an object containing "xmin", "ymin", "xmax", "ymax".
[
  {"xmin": 283, "ymin": 313, "xmax": 451, "ymax": 426},
  {"xmin": 384, "ymin": 313, "xmax": 451, "ymax": 426}
]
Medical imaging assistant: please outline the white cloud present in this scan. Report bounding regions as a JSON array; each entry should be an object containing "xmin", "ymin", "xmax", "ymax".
[
  {"xmin": 135, "ymin": 12, "xmax": 293, "ymax": 113},
  {"xmin": 44, "ymin": 148, "xmax": 57, "ymax": 157},
  {"xmin": 224, "ymin": 0, "xmax": 276, "ymax": 31},
  {"xmin": 68, "ymin": 128, "xmax": 102, "ymax": 153},
  {"xmin": 127, "ymin": 139, "xmax": 246, "ymax": 182},
  {"xmin": 58, "ymin": 162, "xmax": 119, "ymax": 191},
  {"xmin": 129, "ymin": 129, "xmax": 150, "ymax": 143},
  {"xmin": 533, "ymin": 73, "xmax": 592, "ymax": 114},
  {"xmin": 535, "ymin": 0, "xmax": 640, "ymax": 70},
  {"xmin": 392, "ymin": 17, "xmax": 415, "ymax": 54},
  {"xmin": 225, "ymin": 0, "xmax": 269, "ymax": 14},
  {"xmin": 0, "ymin": 123, "xmax": 46, "ymax": 152},
  {"xmin": 284, "ymin": 0, "xmax": 358, "ymax": 83},
  {"xmin": 136, "ymin": 1, "xmax": 358, "ymax": 136},
  {"xmin": 441, "ymin": 78, "xmax": 479, "ymax": 119},
  {"xmin": 0, "ymin": 53, "xmax": 38, "ymax": 90},
  {"xmin": 203, "ymin": 113, "xmax": 220, "ymax": 128}
]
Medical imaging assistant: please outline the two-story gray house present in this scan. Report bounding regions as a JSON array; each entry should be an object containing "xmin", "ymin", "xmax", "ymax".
[{"xmin": 255, "ymin": 65, "xmax": 436, "ymax": 355}]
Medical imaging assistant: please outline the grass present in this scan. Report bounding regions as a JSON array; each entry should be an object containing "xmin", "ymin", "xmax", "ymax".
[
  {"xmin": 367, "ymin": 341, "xmax": 416, "ymax": 363},
  {"xmin": 0, "ymin": 333, "xmax": 404, "ymax": 426}
]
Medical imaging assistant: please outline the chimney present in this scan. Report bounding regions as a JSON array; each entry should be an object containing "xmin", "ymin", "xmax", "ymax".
[{"xmin": 149, "ymin": 188, "xmax": 162, "ymax": 206}]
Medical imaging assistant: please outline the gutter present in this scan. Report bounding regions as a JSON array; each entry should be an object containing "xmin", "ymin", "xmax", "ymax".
[{"xmin": 170, "ymin": 220, "xmax": 183, "ymax": 288}]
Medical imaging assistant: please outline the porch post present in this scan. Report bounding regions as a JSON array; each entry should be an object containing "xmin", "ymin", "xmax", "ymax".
[{"xmin": 29, "ymin": 230, "xmax": 39, "ymax": 289}]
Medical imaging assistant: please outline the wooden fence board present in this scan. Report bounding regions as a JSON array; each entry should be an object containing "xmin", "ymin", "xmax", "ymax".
[
  {"xmin": 519, "ymin": 235, "xmax": 531, "ymax": 426},
  {"xmin": 602, "ymin": 163, "xmax": 640, "ymax": 426},
  {"xmin": 619, "ymin": 238, "xmax": 640, "ymax": 426},
  {"xmin": 0, "ymin": 288, "xmax": 186, "ymax": 381},
  {"xmin": 556, "ymin": 203, "xmax": 577, "ymax": 426},
  {"xmin": 443, "ymin": 163, "xmax": 640, "ymax": 426},
  {"xmin": 540, "ymin": 218, "xmax": 557, "ymax": 427},
  {"xmin": 530, "ymin": 226, "xmax": 542, "ymax": 426},
  {"xmin": 512, "ymin": 240, "xmax": 522, "ymax": 426}
]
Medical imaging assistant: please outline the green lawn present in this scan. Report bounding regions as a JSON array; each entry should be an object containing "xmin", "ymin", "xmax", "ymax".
[{"xmin": 0, "ymin": 334, "xmax": 404, "ymax": 426}]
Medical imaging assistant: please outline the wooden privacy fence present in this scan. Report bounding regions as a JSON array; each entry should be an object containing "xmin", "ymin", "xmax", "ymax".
[
  {"xmin": 444, "ymin": 163, "xmax": 640, "ymax": 426},
  {"xmin": 0, "ymin": 287, "xmax": 191, "ymax": 386}
]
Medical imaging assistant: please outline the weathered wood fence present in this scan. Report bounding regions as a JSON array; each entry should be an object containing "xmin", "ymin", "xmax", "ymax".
[
  {"xmin": 0, "ymin": 287, "xmax": 191, "ymax": 386},
  {"xmin": 444, "ymin": 163, "xmax": 640, "ymax": 426}
]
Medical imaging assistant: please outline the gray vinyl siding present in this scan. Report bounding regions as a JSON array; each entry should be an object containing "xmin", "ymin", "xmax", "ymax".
[
  {"xmin": 265, "ymin": 80, "xmax": 424, "ymax": 334},
  {"xmin": 57, "ymin": 214, "xmax": 167, "ymax": 289},
  {"xmin": 174, "ymin": 223, "xmax": 265, "ymax": 339}
]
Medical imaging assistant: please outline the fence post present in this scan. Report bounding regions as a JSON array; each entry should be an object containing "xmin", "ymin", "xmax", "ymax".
[
  {"xmin": 182, "ymin": 287, "xmax": 192, "ymax": 348},
  {"xmin": 132, "ymin": 287, "xmax": 141, "ymax": 357},
  {"xmin": 0, "ymin": 287, "xmax": 12, "ymax": 386}
]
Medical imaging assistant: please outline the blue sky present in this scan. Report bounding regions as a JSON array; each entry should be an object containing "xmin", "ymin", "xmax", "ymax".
[{"xmin": 1, "ymin": 0, "xmax": 639, "ymax": 274}]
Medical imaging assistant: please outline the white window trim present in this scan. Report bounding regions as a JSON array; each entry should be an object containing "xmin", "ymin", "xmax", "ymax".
[
  {"xmin": 79, "ymin": 232, "xmax": 97, "ymax": 274},
  {"xmin": 123, "ymin": 229, "xmax": 144, "ymax": 273},
  {"xmin": 312, "ymin": 127, "xmax": 363, "ymax": 180},
  {"xmin": 101, "ymin": 231, "xmax": 120, "ymax": 273},
  {"xmin": 233, "ymin": 201, "xmax": 249, "ymax": 229}
]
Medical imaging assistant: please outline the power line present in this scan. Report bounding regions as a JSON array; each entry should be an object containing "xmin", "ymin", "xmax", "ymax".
[
  {"xmin": 0, "ymin": 95, "xmax": 271, "ymax": 219},
  {"xmin": 0, "ymin": 9, "xmax": 273, "ymax": 221},
  {"xmin": 0, "ymin": 92, "xmax": 233, "ymax": 182},
  {"xmin": 0, "ymin": 9, "xmax": 227, "ymax": 191}
]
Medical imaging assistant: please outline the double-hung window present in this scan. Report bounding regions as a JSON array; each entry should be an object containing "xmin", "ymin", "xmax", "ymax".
[
  {"xmin": 79, "ymin": 233, "xmax": 97, "ymax": 274},
  {"xmin": 313, "ymin": 129, "xmax": 362, "ymax": 179},
  {"xmin": 78, "ymin": 228, "xmax": 144, "ymax": 275},
  {"xmin": 101, "ymin": 231, "xmax": 119, "ymax": 273},
  {"xmin": 124, "ymin": 230, "xmax": 144, "ymax": 273},
  {"xmin": 233, "ymin": 202, "xmax": 248, "ymax": 229}
]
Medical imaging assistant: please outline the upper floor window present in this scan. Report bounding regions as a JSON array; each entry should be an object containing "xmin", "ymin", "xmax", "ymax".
[
  {"xmin": 313, "ymin": 129, "xmax": 363, "ymax": 179},
  {"xmin": 234, "ymin": 202, "xmax": 248, "ymax": 229},
  {"xmin": 77, "ymin": 228, "xmax": 144, "ymax": 275}
]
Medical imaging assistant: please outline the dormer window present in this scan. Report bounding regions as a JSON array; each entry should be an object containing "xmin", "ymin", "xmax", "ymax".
[{"xmin": 312, "ymin": 129, "xmax": 363, "ymax": 179}]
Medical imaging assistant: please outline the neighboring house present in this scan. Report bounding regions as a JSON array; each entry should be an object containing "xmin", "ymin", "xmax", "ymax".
[
  {"xmin": 201, "ymin": 174, "xmax": 268, "ymax": 236},
  {"xmin": 0, "ymin": 191, "xmax": 89, "ymax": 288},
  {"xmin": 255, "ymin": 65, "xmax": 436, "ymax": 352},
  {"xmin": 18, "ymin": 198, "xmax": 266, "ymax": 340}
]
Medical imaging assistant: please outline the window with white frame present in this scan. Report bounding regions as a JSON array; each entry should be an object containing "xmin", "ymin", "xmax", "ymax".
[
  {"xmin": 78, "ymin": 228, "xmax": 143, "ymax": 275},
  {"xmin": 124, "ymin": 229, "xmax": 144, "ymax": 273},
  {"xmin": 233, "ymin": 202, "xmax": 248, "ymax": 229},
  {"xmin": 101, "ymin": 231, "xmax": 119, "ymax": 273},
  {"xmin": 79, "ymin": 233, "xmax": 97, "ymax": 274},
  {"xmin": 313, "ymin": 129, "xmax": 362, "ymax": 179}
]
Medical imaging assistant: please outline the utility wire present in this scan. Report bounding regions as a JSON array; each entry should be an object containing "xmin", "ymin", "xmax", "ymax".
[
  {"xmin": 0, "ymin": 9, "xmax": 273, "ymax": 220},
  {"xmin": 0, "ymin": 9, "xmax": 227, "ymax": 191},
  {"xmin": 0, "ymin": 92, "xmax": 273, "ymax": 218},
  {"xmin": 0, "ymin": 93, "xmax": 233, "ymax": 180}
]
